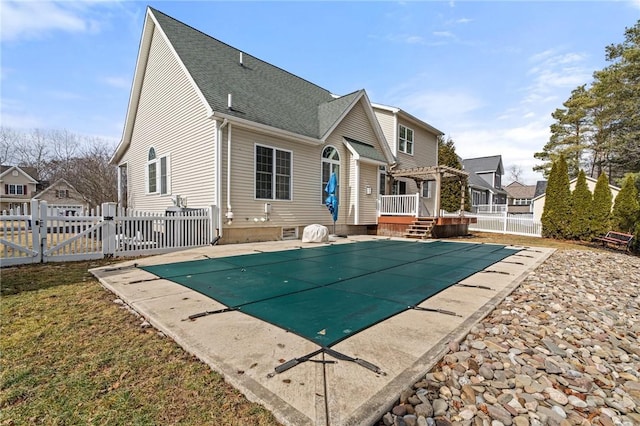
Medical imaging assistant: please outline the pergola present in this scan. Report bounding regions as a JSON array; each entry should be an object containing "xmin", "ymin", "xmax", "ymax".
[{"xmin": 389, "ymin": 165, "xmax": 469, "ymax": 217}]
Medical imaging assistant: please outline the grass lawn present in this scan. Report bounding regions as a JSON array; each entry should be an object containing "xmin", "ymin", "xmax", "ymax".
[
  {"xmin": 0, "ymin": 233, "xmax": 594, "ymax": 425},
  {"xmin": 0, "ymin": 259, "xmax": 279, "ymax": 426}
]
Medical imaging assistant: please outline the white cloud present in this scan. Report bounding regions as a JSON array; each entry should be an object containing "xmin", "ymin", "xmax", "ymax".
[
  {"xmin": 103, "ymin": 76, "xmax": 131, "ymax": 89},
  {"xmin": 396, "ymin": 89, "xmax": 485, "ymax": 127},
  {"xmin": 433, "ymin": 31, "xmax": 455, "ymax": 38},
  {"xmin": 631, "ymin": 0, "xmax": 640, "ymax": 9},
  {"xmin": 0, "ymin": 1, "xmax": 102, "ymax": 42}
]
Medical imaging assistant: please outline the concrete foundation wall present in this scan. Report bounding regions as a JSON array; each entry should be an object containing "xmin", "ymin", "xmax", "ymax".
[{"xmin": 219, "ymin": 225, "xmax": 370, "ymax": 245}]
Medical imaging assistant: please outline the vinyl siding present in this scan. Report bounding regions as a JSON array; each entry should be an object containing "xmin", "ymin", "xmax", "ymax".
[
  {"xmin": 222, "ymin": 126, "xmax": 337, "ymax": 228},
  {"xmin": 395, "ymin": 117, "xmax": 438, "ymax": 170},
  {"xmin": 120, "ymin": 26, "xmax": 216, "ymax": 212},
  {"xmin": 222, "ymin": 99, "xmax": 384, "ymax": 229},
  {"xmin": 326, "ymin": 100, "xmax": 384, "ymax": 225},
  {"xmin": 373, "ymin": 108, "xmax": 396, "ymax": 154}
]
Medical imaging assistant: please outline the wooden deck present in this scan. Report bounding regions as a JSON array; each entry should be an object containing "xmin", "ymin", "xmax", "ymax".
[{"xmin": 376, "ymin": 215, "xmax": 477, "ymax": 238}]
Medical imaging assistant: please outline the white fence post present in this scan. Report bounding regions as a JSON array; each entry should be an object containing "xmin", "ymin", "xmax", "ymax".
[
  {"xmin": 209, "ymin": 204, "xmax": 219, "ymax": 242},
  {"xmin": 38, "ymin": 201, "xmax": 47, "ymax": 263},
  {"xmin": 102, "ymin": 202, "xmax": 117, "ymax": 257},
  {"xmin": 503, "ymin": 211, "xmax": 508, "ymax": 233},
  {"xmin": 30, "ymin": 200, "xmax": 41, "ymax": 263}
]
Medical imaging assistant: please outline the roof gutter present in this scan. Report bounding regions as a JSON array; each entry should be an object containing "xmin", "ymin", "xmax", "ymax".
[{"xmin": 209, "ymin": 111, "xmax": 323, "ymax": 146}]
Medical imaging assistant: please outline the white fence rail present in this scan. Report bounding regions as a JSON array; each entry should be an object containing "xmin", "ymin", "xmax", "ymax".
[
  {"xmin": 378, "ymin": 194, "xmax": 419, "ymax": 217},
  {"xmin": 1, "ymin": 201, "xmax": 217, "ymax": 266},
  {"xmin": 474, "ymin": 204, "xmax": 508, "ymax": 214},
  {"xmin": 441, "ymin": 211, "xmax": 542, "ymax": 237}
]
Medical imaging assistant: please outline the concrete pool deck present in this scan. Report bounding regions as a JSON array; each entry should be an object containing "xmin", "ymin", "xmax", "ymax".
[{"xmin": 90, "ymin": 236, "xmax": 554, "ymax": 426}]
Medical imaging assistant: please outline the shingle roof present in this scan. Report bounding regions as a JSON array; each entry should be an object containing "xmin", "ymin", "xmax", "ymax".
[
  {"xmin": 343, "ymin": 137, "xmax": 386, "ymax": 163},
  {"xmin": 534, "ymin": 181, "xmax": 548, "ymax": 198},
  {"xmin": 462, "ymin": 155, "xmax": 504, "ymax": 174},
  {"xmin": 0, "ymin": 165, "xmax": 39, "ymax": 181},
  {"xmin": 151, "ymin": 7, "xmax": 354, "ymax": 139},
  {"xmin": 505, "ymin": 183, "xmax": 536, "ymax": 199}
]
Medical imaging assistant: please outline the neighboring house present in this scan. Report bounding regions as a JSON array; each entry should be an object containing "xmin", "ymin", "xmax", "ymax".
[
  {"xmin": 0, "ymin": 165, "xmax": 39, "ymax": 213},
  {"xmin": 462, "ymin": 155, "xmax": 507, "ymax": 213},
  {"xmin": 33, "ymin": 178, "xmax": 88, "ymax": 216},
  {"xmin": 111, "ymin": 8, "xmax": 459, "ymax": 243},
  {"xmin": 532, "ymin": 176, "xmax": 621, "ymax": 222},
  {"xmin": 504, "ymin": 181, "xmax": 536, "ymax": 214}
]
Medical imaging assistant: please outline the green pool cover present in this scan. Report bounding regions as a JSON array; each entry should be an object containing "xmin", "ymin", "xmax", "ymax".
[{"xmin": 141, "ymin": 240, "xmax": 518, "ymax": 347}]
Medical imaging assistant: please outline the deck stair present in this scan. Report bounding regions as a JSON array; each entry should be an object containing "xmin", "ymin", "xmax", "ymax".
[{"xmin": 403, "ymin": 218, "xmax": 435, "ymax": 239}]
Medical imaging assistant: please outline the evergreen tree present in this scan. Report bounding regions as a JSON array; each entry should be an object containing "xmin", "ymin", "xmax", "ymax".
[
  {"xmin": 591, "ymin": 171, "xmax": 613, "ymax": 237},
  {"xmin": 590, "ymin": 21, "xmax": 640, "ymax": 179},
  {"xmin": 438, "ymin": 136, "xmax": 470, "ymax": 212},
  {"xmin": 569, "ymin": 170, "xmax": 593, "ymax": 240},
  {"xmin": 611, "ymin": 174, "xmax": 640, "ymax": 233},
  {"xmin": 541, "ymin": 156, "xmax": 572, "ymax": 238},
  {"xmin": 534, "ymin": 85, "xmax": 594, "ymax": 179}
]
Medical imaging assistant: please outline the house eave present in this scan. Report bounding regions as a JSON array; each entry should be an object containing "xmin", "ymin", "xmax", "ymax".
[{"xmin": 209, "ymin": 111, "xmax": 323, "ymax": 146}]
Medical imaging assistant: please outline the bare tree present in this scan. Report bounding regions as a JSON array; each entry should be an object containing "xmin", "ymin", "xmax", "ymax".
[
  {"xmin": 13, "ymin": 129, "xmax": 52, "ymax": 179},
  {"xmin": 2, "ymin": 127, "xmax": 118, "ymax": 207},
  {"xmin": 65, "ymin": 140, "xmax": 118, "ymax": 207},
  {"xmin": 0, "ymin": 127, "xmax": 20, "ymax": 165},
  {"xmin": 507, "ymin": 164, "xmax": 524, "ymax": 183}
]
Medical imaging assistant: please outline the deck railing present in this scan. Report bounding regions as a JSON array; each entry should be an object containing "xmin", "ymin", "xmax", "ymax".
[{"xmin": 378, "ymin": 194, "xmax": 420, "ymax": 217}]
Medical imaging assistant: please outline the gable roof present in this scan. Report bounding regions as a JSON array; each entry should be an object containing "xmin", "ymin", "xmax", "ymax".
[
  {"xmin": 113, "ymin": 7, "xmax": 395, "ymax": 165},
  {"xmin": 505, "ymin": 183, "xmax": 536, "ymax": 199},
  {"xmin": 151, "ymin": 7, "xmax": 338, "ymax": 139},
  {"xmin": 462, "ymin": 155, "xmax": 504, "ymax": 175},
  {"xmin": 534, "ymin": 180, "xmax": 548, "ymax": 198},
  {"xmin": 33, "ymin": 178, "xmax": 85, "ymax": 201},
  {"xmin": 371, "ymin": 102, "xmax": 444, "ymax": 136},
  {"xmin": 0, "ymin": 165, "xmax": 39, "ymax": 182}
]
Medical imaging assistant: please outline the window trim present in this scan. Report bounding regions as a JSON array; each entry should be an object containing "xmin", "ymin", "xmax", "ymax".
[
  {"xmin": 5, "ymin": 184, "xmax": 26, "ymax": 196},
  {"xmin": 254, "ymin": 143, "xmax": 293, "ymax": 201},
  {"xmin": 398, "ymin": 124, "xmax": 414, "ymax": 155},
  {"xmin": 145, "ymin": 147, "xmax": 171, "ymax": 196}
]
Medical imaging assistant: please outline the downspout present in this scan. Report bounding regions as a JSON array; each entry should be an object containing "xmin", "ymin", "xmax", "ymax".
[
  {"xmin": 216, "ymin": 119, "xmax": 229, "ymax": 236},
  {"xmin": 354, "ymin": 159, "xmax": 360, "ymax": 225},
  {"xmin": 225, "ymin": 122, "xmax": 233, "ymax": 224}
]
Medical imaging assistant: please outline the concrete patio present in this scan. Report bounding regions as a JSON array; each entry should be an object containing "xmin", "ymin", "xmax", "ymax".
[{"xmin": 90, "ymin": 236, "xmax": 553, "ymax": 426}]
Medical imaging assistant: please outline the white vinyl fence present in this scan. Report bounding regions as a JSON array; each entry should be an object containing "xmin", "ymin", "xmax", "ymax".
[
  {"xmin": 442, "ymin": 211, "xmax": 542, "ymax": 237},
  {"xmin": 1, "ymin": 201, "xmax": 218, "ymax": 267}
]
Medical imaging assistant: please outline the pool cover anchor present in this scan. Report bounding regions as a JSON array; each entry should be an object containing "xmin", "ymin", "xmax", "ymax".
[
  {"xmin": 412, "ymin": 306, "xmax": 461, "ymax": 317},
  {"xmin": 187, "ymin": 307, "xmax": 238, "ymax": 320},
  {"xmin": 457, "ymin": 283, "xmax": 494, "ymax": 290},
  {"xmin": 267, "ymin": 347, "xmax": 385, "ymax": 378}
]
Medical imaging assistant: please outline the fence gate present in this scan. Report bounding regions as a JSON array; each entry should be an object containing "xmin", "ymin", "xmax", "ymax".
[
  {"xmin": 0, "ymin": 200, "xmax": 41, "ymax": 266},
  {"xmin": 40, "ymin": 201, "xmax": 106, "ymax": 263},
  {"xmin": 2, "ymin": 202, "xmax": 216, "ymax": 267}
]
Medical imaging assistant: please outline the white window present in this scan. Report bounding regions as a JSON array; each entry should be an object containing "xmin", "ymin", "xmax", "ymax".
[
  {"xmin": 398, "ymin": 125, "xmax": 414, "ymax": 155},
  {"xmin": 255, "ymin": 144, "xmax": 292, "ymax": 200},
  {"xmin": 56, "ymin": 189, "xmax": 70, "ymax": 198},
  {"xmin": 392, "ymin": 180, "xmax": 407, "ymax": 195},
  {"xmin": 379, "ymin": 166, "xmax": 386, "ymax": 195},
  {"xmin": 146, "ymin": 147, "xmax": 171, "ymax": 195},
  {"xmin": 422, "ymin": 181, "xmax": 433, "ymax": 198},
  {"xmin": 5, "ymin": 184, "xmax": 26, "ymax": 195},
  {"xmin": 321, "ymin": 146, "xmax": 340, "ymax": 203}
]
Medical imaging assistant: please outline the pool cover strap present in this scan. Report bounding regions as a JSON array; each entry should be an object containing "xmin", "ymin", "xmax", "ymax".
[{"xmin": 268, "ymin": 347, "xmax": 385, "ymax": 378}]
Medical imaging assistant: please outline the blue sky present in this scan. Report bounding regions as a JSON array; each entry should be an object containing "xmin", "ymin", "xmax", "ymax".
[{"xmin": 2, "ymin": 1, "xmax": 639, "ymax": 184}]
